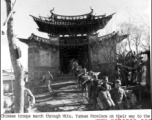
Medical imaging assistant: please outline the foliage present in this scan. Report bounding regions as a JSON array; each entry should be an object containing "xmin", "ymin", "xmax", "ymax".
[{"xmin": 116, "ymin": 51, "xmax": 145, "ymax": 86}]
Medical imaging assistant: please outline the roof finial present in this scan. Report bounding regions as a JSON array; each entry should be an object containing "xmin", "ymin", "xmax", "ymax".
[
  {"xmin": 90, "ymin": 6, "xmax": 93, "ymax": 13},
  {"xmin": 50, "ymin": 7, "xmax": 54, "ymax": 14}
]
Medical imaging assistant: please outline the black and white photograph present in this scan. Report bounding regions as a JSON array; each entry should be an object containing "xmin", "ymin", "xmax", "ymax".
[{"xmin": 1, "ymin": 0, "xmax": 151, "ymax": 115}]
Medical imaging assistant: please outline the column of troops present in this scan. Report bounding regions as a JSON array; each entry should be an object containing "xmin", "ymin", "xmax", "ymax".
[{"xmin": 70, "ymin": 59, "xmax": 137, "ymax": 110}]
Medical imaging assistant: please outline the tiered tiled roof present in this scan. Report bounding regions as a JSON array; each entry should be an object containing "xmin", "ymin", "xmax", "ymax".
[
  {"xmin": 19, "ymin": 32, "xmax": 128, "ymax": 47},
  {"xmin": 30, "ymin": 9, "xmax": 115, "ymax": 35}
]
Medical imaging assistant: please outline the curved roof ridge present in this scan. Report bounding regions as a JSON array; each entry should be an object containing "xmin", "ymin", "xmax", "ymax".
[
  {"xmin": 50, "ymin": 9, "xmax": 93, "ymax": 17},
  {"xmin": 98, "ymin": 31, "xmax": 118, "ymax": 39},
  {"xmin": 29, "ymin": 33, "xmax": 50, "ymax": 40}
]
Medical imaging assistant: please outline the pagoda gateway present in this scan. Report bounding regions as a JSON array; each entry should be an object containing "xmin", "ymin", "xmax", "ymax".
[{"xmin": 19, "ymin": 9, "xmax": 128, "ymax": 94}]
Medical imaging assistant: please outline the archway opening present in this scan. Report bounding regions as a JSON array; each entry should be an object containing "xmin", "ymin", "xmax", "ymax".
[{"xmin": 59, "ymin": 45, "xmax": 89, "ymax": 74}]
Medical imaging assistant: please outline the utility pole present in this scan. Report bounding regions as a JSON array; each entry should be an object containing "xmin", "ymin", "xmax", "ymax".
[{"xmin": 5, "ymin": 0, "xmax": 24, "ymax": 113}]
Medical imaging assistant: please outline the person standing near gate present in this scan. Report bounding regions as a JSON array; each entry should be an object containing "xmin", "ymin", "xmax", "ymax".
[{"xmin": 41, "ymin": 71, "xmax": 54, "ymax": 92}]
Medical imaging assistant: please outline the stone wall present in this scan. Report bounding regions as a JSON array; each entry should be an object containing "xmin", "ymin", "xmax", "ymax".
[
  {"xmin": 91, "ymin": 63, "xmax": 116, "ymax": 81},
  {"xmin": 89, "ymin": 43, "xmax": 116, "ymax": 81},
  {"xmin": 89, "ymin": 34, "xmax": 121, "ymax": 82},
  {"xmin": 28, "ymin": 43, "xmax": 59, "ymax": 93}
]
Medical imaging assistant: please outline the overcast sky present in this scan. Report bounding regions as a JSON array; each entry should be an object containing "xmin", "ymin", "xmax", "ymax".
[{"xmin": 1, "ymin": 0, "xmax": 150, "ymax": 70}]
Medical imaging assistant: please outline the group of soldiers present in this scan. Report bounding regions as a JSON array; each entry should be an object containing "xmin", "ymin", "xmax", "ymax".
[
  {"xmin": 8, "ymin": 59, "xmax": 135, "ymax": 113},
  {"xmin": 70, "ymin": 59, "xmax": 131, "ymax": 110}
]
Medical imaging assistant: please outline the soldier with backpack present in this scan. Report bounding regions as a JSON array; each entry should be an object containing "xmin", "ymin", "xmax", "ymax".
[
  {"xmin": 96, "ymin": 76, "xmax": 112, "ymax": 96},
  {"xmin": 96, "ymin": 76, "xmax": 114, "ymax": 110}
]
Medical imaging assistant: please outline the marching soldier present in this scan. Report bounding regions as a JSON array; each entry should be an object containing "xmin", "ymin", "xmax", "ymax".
[
  {"xmin": 72, "ymin": 59, "xmax": 79, "ymax": 73},
  {"xmin": 77, "ymin": 68, "xmax": 88, "ymax": 86},
  {"xmin": 69, "ymin": 59, "xmax": 75, "ymax": 74},
  {"xmin": 41, "ymin": 71, "xmax": 54, "ymax": 92},
  {"xmin": 110, "ymin": 79, "xmax": 129, "ymax": 110},
  {"xmin": 90, "ymin": 74, "xmax": 99, "ymax": 110},
  {"xmin": 102, "ymin": 76, "xmax": 112, "ymax": 91},
  {"xmin": 96, "ymin": 76, "xmax": 111, "ymax": 96},
  {"xmin": 96, "ymin": 76, "xmax": 114, "ymax": 110},
  {"xmin": 88, "ymin": 71, "xmax": 93, "ymax": 79}
]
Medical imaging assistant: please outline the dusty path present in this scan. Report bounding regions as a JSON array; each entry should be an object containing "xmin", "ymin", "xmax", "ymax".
[
  {"xmin": 3, "ymin": 75, "xmax": 150, "ymax": 113},
  {"xmin": 32, "ymin": 77, "xmax": 91, "ymax": 112}
]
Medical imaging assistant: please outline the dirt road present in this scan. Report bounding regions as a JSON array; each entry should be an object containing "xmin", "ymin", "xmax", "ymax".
[{"xmin": 32, "ymin": 79, "xmax": 91, "ymax": 112}]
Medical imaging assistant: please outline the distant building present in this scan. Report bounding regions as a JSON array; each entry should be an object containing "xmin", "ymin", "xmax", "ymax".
[{"xmin": 2, "ymin": 70, "xmax": 15, "ymax": 93}]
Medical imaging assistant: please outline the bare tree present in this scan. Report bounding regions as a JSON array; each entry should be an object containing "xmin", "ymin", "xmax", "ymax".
[
  {"xmin": 118, "ymin": 22, "xmax": 150, "ymax": 54},
  {"xmin": 4, "ymin": 0, "xmax": 24, "ymax": 113},
  {"xmin": 117, "ymin": 6, "xmax": 150, "ymax": 53},
  {"xmin": 117, "ymin": 40, "xmax": 128, "ymax": 54},
  {"xmin": 119, "ymin": 22, "xmax": 134, "ymax": 51},
  {"xmin": 141, "ymin": 26, "xmax": 150, "ymax": 51},
  {"xmin": 131, "ymin": 25, "xmax": 143, "ymax": 54}
]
